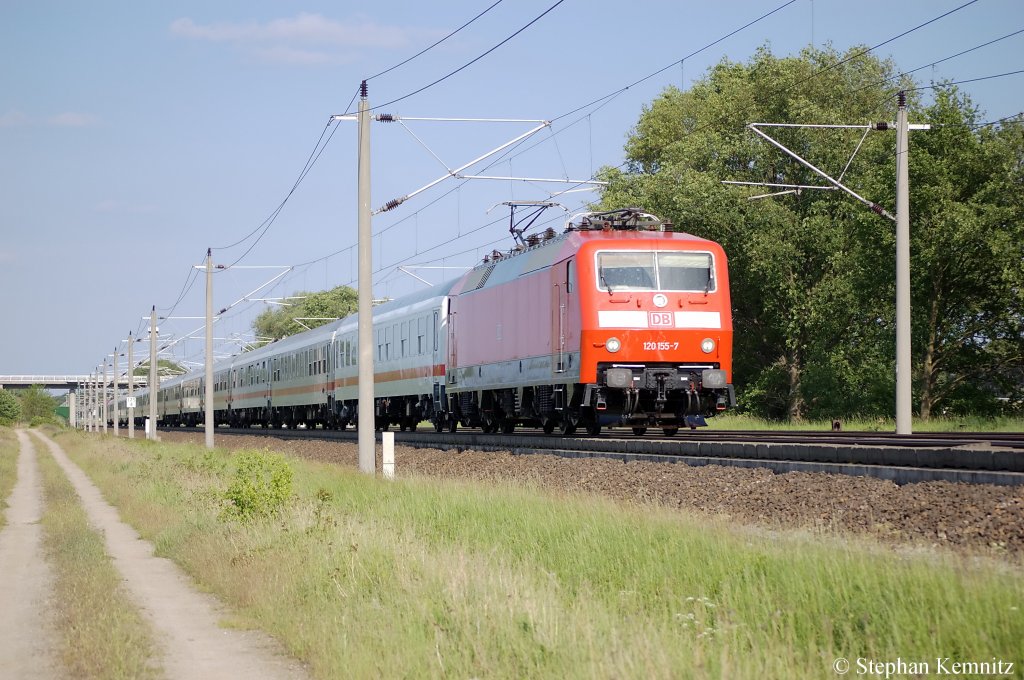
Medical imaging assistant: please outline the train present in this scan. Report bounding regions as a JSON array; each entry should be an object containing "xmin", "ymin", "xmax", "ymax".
[{"xmin": 116, "ymin": 208, "xmax": 734, "ymax": 436}]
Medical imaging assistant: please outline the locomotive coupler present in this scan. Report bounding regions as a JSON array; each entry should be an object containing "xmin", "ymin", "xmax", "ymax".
[{"xmin": 653, "ymin": 372, "xmax": 670, "ymax": 411}]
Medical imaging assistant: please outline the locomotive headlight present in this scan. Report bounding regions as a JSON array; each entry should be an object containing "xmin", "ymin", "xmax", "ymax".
[
  {"xmin": 606, "ymin": 337, "xmax": 622, "ymax": 353},
  {"xmin": 700, "ymin": 338, "xmax": 716, "ymax": 354}
]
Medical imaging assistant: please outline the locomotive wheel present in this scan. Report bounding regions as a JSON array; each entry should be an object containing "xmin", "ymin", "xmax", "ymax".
[
  {"xmin": 662, "ymin": 427, "xmax": 679, "ymax": 437},
  {"xmin": 542, "ymin": 419, "xmax": 556, "ymax": 434},
  {"xmin": 433, "ymin": 418, "xmax": 444, "ymax": 433},
  {"xmin": 559, "ymin": 416, "xmax": 577, "ymax": 436},
  {"xmin": 501, "ymin": 420, "xmax": 515, "ymax": 434},
  {"xmin": 631, "ymin": 426, "xmax": 647, "ymax": 436},
  {"xmin": 586, "ymin": 422, "xmax": 602, "ymax": 436},
  {"xmin": 447, "ymin": 418, "xmax": 457, "ymax": 433}
]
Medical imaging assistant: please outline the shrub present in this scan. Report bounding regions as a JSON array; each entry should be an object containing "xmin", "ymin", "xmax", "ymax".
[
  {"xmin": 223, "ymin": 449, "xmax": 294, "ymax": 520},
  {"xmin": 0, "ymin": 390, "xmax": 20, "ymax": 425}
]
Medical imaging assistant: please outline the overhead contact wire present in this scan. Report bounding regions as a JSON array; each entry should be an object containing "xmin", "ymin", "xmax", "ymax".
[{"xmin": 371, "ymin": 0, "xmax": 568, "ymax": 111}]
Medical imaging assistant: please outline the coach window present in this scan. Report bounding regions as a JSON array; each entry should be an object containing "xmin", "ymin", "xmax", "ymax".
[{"xmin": 566, "ymin": 260, "xmax": 575, "ymax": 294}]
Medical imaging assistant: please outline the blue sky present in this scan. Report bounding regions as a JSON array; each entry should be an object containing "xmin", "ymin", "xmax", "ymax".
[{"xmin": 1, "ymin": 0, "xmax": 1021, "ymax": 376}]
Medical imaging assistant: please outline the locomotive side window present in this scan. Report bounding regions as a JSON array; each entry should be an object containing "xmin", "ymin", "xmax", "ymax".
[{"xmin": 597, "ymin": 250, "xmax": 714, "ymax": 292}]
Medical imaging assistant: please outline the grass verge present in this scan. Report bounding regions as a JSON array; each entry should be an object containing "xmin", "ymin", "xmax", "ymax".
[
  {"xmin": 36, "ymin": 437, "xmax": 161, "ymax": 679},
  {"xmin": 0, "ymin": 428, "xmax": 18, "ymax": 531},
  {"xmin": 709, "ymin": 413, "xmax": 1024, "ymax": 432},
  {"xmin": 56, "ymin": 431, "xmax": 1023, "ymax": 679}
]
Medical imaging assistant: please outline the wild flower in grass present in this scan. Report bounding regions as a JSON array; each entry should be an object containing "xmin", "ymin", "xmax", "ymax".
[{"xmin": 675, "ymin": 596, "xmax": 721, "ymax": 638}]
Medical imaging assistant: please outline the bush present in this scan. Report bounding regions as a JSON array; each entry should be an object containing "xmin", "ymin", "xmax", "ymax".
[
  {"xmin": 19, "ymin": 385, "xmax": 58, "ymax": 421},
  {"xmin": 0, "ymin": 390, "xmax": 20, "ymax": 425},
  {"xmin": 223, "ymin": 449, "xmax": 294, "ymax": 520}
]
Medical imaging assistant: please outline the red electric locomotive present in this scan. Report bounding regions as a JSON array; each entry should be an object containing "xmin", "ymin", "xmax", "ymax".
[{"xmin": 439, "ymin": 208, "xmax": 734, "ymax": 435}]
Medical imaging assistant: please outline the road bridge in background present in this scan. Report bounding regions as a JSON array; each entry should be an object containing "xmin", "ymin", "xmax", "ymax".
[{"xmin": 0, "ymin": 375, "xmax": 148, "ymax": 391}]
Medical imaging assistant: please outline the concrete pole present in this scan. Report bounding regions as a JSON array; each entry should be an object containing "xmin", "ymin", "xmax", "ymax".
[
  {"xmin": 128, "ymin": 332, "xmax": 135, "ymax": 438},
  {"xmin": 69, "ymin": 389, "xmax": 76, "ymax": 429},
  {"xmin": 205, "ymin": 247, "xmax": 215, "ymax": 449},
  {"xmin": 112, "ymin": 349, "xmax": 119, "ymax": 437},
  {"xmin": 357, "ymin": 80, "xmax": 375, "ymax": 475},
  {"xmin": 87, "ymin": 376, "xmax": 92, "ymax": 432},
  {"xmin": 149, "ymin": 305, "xmax": 159, "ymax": 440},
  {"xmin": 101, "ymin": 361, "xmax": 108, "ymax": 434},
  {"xmin": 895, "ymin": 91, "xmax": 912, "ymax": 435}
]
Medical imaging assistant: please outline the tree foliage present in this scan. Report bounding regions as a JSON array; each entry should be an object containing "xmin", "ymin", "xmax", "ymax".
[
  {"xmin": 251, "ymin": 285, "xmax": 358, "ymax": 343},
  {"xmin": 133, "ymin": 359, "xmax": 187, "ymax": 377},
  {"xmin": 18, "ymin": 385, "xmax": 59, "ymax": 423},
  {"xmin": 600, "ymin": 45, "xmax": 1024, "ymax": 420},
  {"xmin": 0, "ymin": 389, "xmax": 20, "ymax": 425}
]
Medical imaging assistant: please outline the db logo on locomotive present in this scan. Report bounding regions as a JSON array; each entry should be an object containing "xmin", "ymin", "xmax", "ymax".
[{"xmin": 649, "ymin": 312, "xmax": 674, "ymax": 327}]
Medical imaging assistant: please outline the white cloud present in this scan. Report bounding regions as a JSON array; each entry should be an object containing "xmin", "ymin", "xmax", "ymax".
[
  {"xmin": 48, "ymin": 112, "xmax": 98, "ymax": 127},
  {"xmin": 170, "ymin": 13, "xmax": 413, "ymax": 49},
  {"xmin": 0, "ymin": 110, "xmax": 29, "ymax": 127}
]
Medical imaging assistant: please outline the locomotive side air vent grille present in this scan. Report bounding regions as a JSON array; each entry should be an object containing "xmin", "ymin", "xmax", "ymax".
[{"xmin": 476, "ymin": 265, "xmax": 496, "ymax": 290}]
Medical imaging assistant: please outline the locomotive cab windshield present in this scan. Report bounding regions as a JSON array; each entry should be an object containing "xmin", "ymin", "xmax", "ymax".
[{"xmin": 596, "ymin": 251, "xmax": 714, "ymax": 292}]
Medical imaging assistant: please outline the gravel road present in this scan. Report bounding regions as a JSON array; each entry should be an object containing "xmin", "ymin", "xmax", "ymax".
[
  {"xmin": 0, "ymin": 431, "xmax": 59, "ymax": 679},
  {"xmin": 27, "ymin": 430, "xmax": 310, "ymax": 680},
  {"xmin": 159, "ymin": 431, "xmax": 1024, "ymax": 557}
]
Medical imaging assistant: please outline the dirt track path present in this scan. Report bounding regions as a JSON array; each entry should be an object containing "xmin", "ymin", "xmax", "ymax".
[
  {"xmin": 29, "ymin": 431, "xmax": 309, "ymax": 680},
  {"xmin": 0, "ymin": 430, "xmax": 60, "ymax": 679}
]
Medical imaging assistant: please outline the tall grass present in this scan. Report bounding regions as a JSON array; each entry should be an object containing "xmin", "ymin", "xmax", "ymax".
[
  {"xmin": 0, "ymin": 428, "xmax": 18, "ymax": 531},
  {"xmin": 710, "ymin": 413, "xmax": 1024, "ymax": 432},
  {"xmin": 36, "ymin": 440, "xmax": 161, "ymax": 679},
  {"xmin": 56, "ymin": 432, "xmax": 1024, "ymax": 679}
]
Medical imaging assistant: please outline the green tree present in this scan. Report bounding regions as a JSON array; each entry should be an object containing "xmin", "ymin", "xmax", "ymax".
[
  {"xmin": 133, "ymin": 359, "xmax": 187, "ymax": 377},
  {"xmin": 251, "ymin": 285, "xmax": 358, "ymax": 342},
  {"xmin": 600, "ymin": 45, "xmax": 1023, "ymax": 420},
  {"xmin": 19, "ymin": 385, "xmax": 58, "ymax": 422},
  {"xmin": 0, "ymin": 389, "xmax": 20, "ymax": 425},
  {"xmin": 601, "ymin": 45, "xmax": 907, "ymax": 419},
  {"xmin": 909, "ymin": 88, "xmax": 1024, "ymax": 417}
]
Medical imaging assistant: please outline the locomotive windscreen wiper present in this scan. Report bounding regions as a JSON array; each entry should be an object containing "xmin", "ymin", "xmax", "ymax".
[{"xmin": 600, "ymin": 270, "xmax": 614, "ymax": 296}]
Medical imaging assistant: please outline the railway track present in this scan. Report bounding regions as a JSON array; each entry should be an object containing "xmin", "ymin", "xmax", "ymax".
[{"xmin": 159, "ymin": 426, "xmax": 1024, "ymax": 487}]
